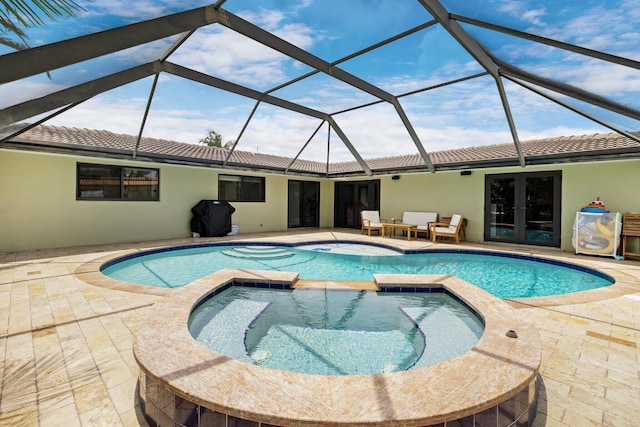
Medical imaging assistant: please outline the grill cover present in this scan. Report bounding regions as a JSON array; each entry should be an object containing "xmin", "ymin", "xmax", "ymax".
[{"xmin": 190, "ymin": 200, "xmax": 236, "ymax": 237}]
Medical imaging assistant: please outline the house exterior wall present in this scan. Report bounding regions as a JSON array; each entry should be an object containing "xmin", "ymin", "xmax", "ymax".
[
  {"xmin": 377, "ymin": 161, "xmax": 640, "ymax": 252},
  {"xmin": 2, "ymin": 148, "xmax": 640, "ymax": 253},
  {"xmin": 0, "ymin": 150, "xmax": 330, "ymax": 252},
  {"xmin": 379, "ymin": 169, "xmax": 482, "ymax": 239}
]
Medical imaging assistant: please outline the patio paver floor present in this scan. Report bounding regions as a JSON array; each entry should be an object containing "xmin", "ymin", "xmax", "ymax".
[{"xmin": 1, "ymin": 229, "xmax": 639, "ymax": 426}]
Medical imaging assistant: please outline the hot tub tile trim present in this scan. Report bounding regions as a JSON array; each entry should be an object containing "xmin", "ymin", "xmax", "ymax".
[{"xmin": 134, "ymin": 269, "xmax": 541, "ymax": 427}]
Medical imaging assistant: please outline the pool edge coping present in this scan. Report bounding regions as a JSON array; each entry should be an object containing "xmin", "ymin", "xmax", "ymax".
[
  {"xmin": 132, "ymin": 269, "xmax": 541, "ymax": 426},
  {"xmin": 74, "ymin": 238, "xmax": 639, "ymax": 306}
]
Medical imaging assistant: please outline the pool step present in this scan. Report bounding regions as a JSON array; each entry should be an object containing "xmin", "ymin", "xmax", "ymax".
[
  {"xmin": 192, "ymin": 299, "xmax": 270, "ymax": 364},
  {"xmin": 232, "ymin": 246, "xmax": 288, "ymax": 254},
  {"xmin": 221, "ymin": 246, "xmax": 295, "ymax": 259}
]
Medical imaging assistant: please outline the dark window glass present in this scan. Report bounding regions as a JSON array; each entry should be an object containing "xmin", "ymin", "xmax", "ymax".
[
  {"xmin": 219, "ymin": 174, "xmax": 265, "ymax": 202},
  {"xmin": 219, "ymin": 175, "xmax": 241, "ymax": 201},
  {"xmin": 77, "ymin": 163, "xmax": 159, "ymax": 201},
  {"xmin": 122, "ymin": 167, "xmax": 159, "ymax": 200}
]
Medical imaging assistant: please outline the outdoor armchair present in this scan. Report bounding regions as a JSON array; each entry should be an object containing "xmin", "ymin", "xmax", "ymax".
[
  {"xmin": 430, "ymin": 214, "xmax": 465, "ymax": 244},
  {"xmin": 360, "ymin": 210, "xmax": 387, "ymax": 236}
]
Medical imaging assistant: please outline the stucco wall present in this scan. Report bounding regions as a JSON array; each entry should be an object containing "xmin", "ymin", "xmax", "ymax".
[
  {"xmin": 0, "ymin": 150, "xmax": 328, "ymax": 252},
  {"xmin": 379, "ymin": 170, "xmax": 483, "ymax": 240},
  {"xmin": 2, "ymin": 148, "xmax": 640, "ymax": 253},
  {"xmin": 378, "ymin": 161, "xmax": 640, "ymax": 252}
]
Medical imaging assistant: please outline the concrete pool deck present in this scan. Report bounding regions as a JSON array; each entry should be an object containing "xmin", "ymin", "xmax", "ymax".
[{"xmin": 1, "ymin": 229, "xmax": 639, "ymax": 426}]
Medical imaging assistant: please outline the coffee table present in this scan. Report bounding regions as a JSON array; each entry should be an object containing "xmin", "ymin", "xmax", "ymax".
[{"xmin": 382, "ymin": 223, "xmax": 418, "ymax": 241}]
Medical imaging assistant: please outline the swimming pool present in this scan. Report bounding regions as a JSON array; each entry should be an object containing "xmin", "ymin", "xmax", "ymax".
[
  {"xmin": 188, "ymin": 286, "xmax": 484, "ymax": 375},
  {"xmin": 101, "ymin": 241, "xmax": 614, "ymax": 298}
]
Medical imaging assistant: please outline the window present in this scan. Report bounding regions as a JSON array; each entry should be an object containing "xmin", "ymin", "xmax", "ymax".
[
  {"xmin": 77, "ymin": 163, "xmax": 159, "ymax": 201},
  {"xmin": 219, "ymin": 174, "xmax": 265, "ymax": 202}
]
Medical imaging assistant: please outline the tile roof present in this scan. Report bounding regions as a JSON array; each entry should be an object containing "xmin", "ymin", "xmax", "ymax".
[{"xmin": 2, "ymin": 124, "xmax": 639, "ymax": 177}]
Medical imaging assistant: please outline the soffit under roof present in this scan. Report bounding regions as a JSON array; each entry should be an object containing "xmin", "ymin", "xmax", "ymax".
[{"xmin": 1, "ymin": 0, "xmax": 639, "ymax": 177}]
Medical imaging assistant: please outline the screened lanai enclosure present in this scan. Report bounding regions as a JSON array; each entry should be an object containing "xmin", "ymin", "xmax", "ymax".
[{"xmin": 1, "ymin": 0, "xmax": 639, "ymax": 176}]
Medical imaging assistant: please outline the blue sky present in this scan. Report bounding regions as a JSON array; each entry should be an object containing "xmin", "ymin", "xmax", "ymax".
[{"xmin": 2, "ymin": 0, "xmax": 639, "ymax": 162}]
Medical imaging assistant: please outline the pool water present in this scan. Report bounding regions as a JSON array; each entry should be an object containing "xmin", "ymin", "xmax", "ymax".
[
  {"xmin": 296, "ymin": 242, "xmax": 401, "ymax": 256},
  {"xmin": 188, "ymin": 287, "xmax": 484, "ymax": 375},
  {"xmin": 102, "ymin": 242, "xmax": 614, "ymax": 298}
]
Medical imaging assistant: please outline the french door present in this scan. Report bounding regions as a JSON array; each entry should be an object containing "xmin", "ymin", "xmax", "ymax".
[
  {"xmin": 334, "ymin": 180, "xmax": 380, "ymax": 228},
  {"xmin": 484, "ymin": 171, "xmax": 561, "ymax": 247},
  {"xmin": 288, "ymin": 180, "xmax": 320, "ymax": 228}
]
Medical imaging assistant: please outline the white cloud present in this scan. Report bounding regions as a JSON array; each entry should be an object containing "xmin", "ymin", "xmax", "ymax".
[
  {"xmin": 0, "ymin": 79, "xmax": 65, "ymax": 109},
  {"xmin": 44, "ymin": 97, "xmax": 148, "ymax": 135},
  {"xmin": 239, "ymin": 114, "xmax": 323, "ymax": 158},
  {"xmin": 497, "ymin": 1, "xmax": 546, "ymax": 26},
  {"xmin": 418, "ymin": 127, "xmax": 513, "ymax": 152},
  {"xmin": 522, "ymin": 54, "xmax": 640, "ymax": 103},
  {"xmin": 238, "ymin": 9, "xmax": 287, "ymax": 31},
  {"xmin": 86, "ymin": 0, "xmax": 197, "ymax": 20},
  {"xmin": 561, "ymin": 61, "xmax": 640, "ymax": 95},
  {"xmin": 274, "ymin": 23, "xmax": 316, "ymax": 50},
  {"xmin": 169, "ymin": 21, "xmax": 316, "ymax": 87},
  {"xmin": 521, "ymin": 9, "xmax": 546, "ymax": 26},
  {"xmin": 540, "ymin": 3, "xmax": 639, "ymax": 56}
]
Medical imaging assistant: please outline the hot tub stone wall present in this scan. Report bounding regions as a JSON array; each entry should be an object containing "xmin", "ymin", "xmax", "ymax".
[
  {"xmin": 139, "ymin": 372, "xmax": 537, "ymax": 427},
  {"xmin": 134, "ymin": 271, "xmax": 541, "ymax": 427}
]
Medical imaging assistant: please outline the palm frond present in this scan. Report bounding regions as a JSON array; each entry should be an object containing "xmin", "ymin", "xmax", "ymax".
[
  {"xmin": 1, "ymin": 0, "xmax": 85, "ymax": 77},
  {"xmin": 0, "ymin": 35, "xmax": 28, "ymax": 49},
  {"xmin": 1, "ymin": 0, "xmax": 84, "ymax": 28}
]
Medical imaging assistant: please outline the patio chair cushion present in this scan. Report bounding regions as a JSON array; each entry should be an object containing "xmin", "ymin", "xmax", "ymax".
[
  {"xmin": 362, "ymin": 210, "xmax": 382, "ymax": 223},
  {"xmin": 401, "ymin": 212, "xmax": 438, "ymax": 231},
  {"xmin": 361, "ymin": 210, "xmax": 386, "ymax": 235}
]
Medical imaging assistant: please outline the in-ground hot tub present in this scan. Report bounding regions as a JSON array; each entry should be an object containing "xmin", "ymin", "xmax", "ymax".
[
  {"xmin": 133, "ymin": 269, "xmax": 541, "ymax": 427},
  {"xmin": 188, "ymin": 282, "xmax": 485, "ymax": 376}
]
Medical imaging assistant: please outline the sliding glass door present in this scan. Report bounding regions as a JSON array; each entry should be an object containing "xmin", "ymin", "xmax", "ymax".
[
  {"xmin": 485, "ymin": 171, "xmax": 561, "ymax": 247},
  {"xmin": 334, "ymin": 180, "xmax": 380, "ymax": 229},
  {"xmin": 288, "ymin": 180, "xmax": 320, "ymax": 228}
]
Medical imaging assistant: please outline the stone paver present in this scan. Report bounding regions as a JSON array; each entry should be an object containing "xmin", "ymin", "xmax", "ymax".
[{"xmin": 0, "ymin": 230, "xmax": 639, "ymax": 426}]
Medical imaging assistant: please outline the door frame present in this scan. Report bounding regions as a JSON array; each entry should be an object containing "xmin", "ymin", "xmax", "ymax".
[{"xmin": 484, "ymin": 171, "xmax": 562, "ymax": 247}]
